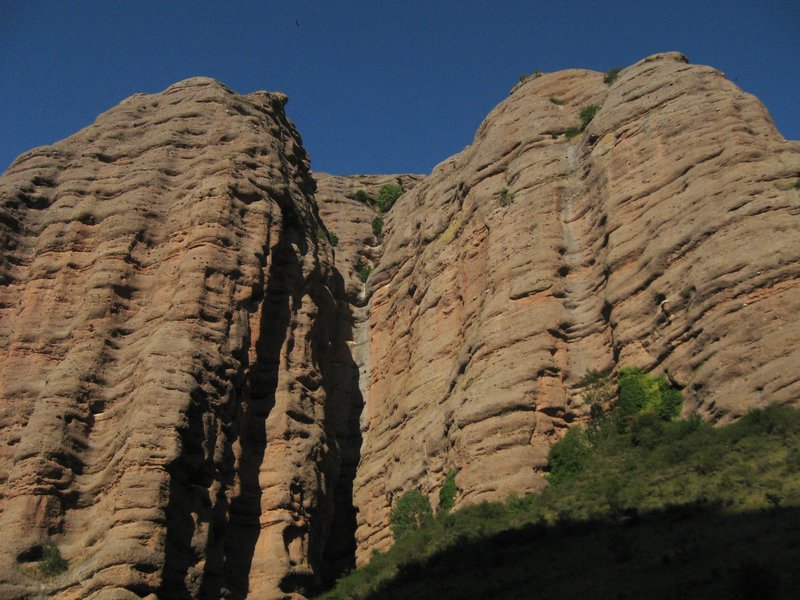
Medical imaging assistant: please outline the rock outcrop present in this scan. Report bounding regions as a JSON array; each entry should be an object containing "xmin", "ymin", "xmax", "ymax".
[
  {"xmin": 1, "ymin": 52, "xmax": 799, "ymax": 598},
  {"xmin": 352, "ymin": 52, "xmax": 800, "ymax": 559},
  {"xmin": 0, "ymin": 78, "xmax": 354, "ymax": 599},
  {"xmin": 308, "ymin": 173, "xmax": 422, "ymax": 588},
  {"xmin": 312, "ymin": 173, "xmax": 423, "ymax": 302}
]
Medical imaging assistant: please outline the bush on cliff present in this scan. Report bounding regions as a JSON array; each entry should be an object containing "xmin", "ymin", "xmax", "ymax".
[
  {"xmin": 372, "ymin": 216, "xmax": 384, "ymax": 237},
  {"xmin": 617, "ymin": 366, "xmax": 682, "ymax": 422},
  {"xmin": 376, "ymin": 183, "xmax": 403, "ymax": 212},
  {"xmin": 355, "ymin": 261, "xmax": 372, "ymax": 283},
  {"xmin": 548, "ymin": 427, "xmax": 592, "ymax": 485},
  {"xmin": 579, "ymin": 104, "xmax": 601, "ymax": 130},
  {"xmin": 438, "ymin": 470, "xmax": 459, "ymax": 513},
  {"xmin": 39, "ymin": 544, "xmax": 68, "ymax": 577},
  {"xmin": 390, "ymin": 490, "xmax": 433, "ymax": 538},
  {"xmin": 604, "ymin": 67, "xmax": 621, "ymax": 85}
]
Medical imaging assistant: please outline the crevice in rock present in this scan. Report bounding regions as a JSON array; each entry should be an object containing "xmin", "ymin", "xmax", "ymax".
[
  {"xmin": 318, "ymin": 295, "xmax": 364, "ymax": 588},
  {"xmin": 220, "ymin": 225, "xmax": 298, "ymax": 598}
]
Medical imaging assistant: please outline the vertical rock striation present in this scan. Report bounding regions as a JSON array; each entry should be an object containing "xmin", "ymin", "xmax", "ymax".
[
  {"xmin": 0, "ymin": 78, "xmax": 352, "ymax": 599},
  {"xmin": 310, "ymin": 173, "xmax": 421, "ymax": 586},
  {"xmin": 353, "ymin": 52, "xmax": 800, "ymax": 560}
]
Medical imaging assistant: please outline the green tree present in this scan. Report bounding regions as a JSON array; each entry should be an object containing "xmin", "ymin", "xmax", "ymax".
[
  {"xmin": 618, "ymin": 367, "xmax": 682, "ymax": 421},
  {"xmin": 390, "ymin": 490, "xmax": 433, "ymax": 538},
  {"xmin": 604, "ymin": 67, "xmax": 622, "ymax": 85},
  {"xmin": 438, "ymin": 470, "xmax": 459, "ymax": 513},
  {"xmin": 376, "ymin": 183, "xmax": 403, "ymax": 212},
  {"xmin": 579, "ymin": 104, "xmax": 601, "ymax": 130},
  {"xmin": 372, "ymin": 216, "xmax": 384, "ymax": 237},
  {"xmin": 355, "ymin": 262, "xmax": 372, "ymax": 283},
  {"xmin": 39, "ymin": 544, "xmax": 68, "ymax": 577},
  {"xmin": 355, "ymin": 189, "xmax": 371, "ymax": 203},
  {"xmin": 548, "ymin": 427, "xmax": 592, "ymax": 485}
]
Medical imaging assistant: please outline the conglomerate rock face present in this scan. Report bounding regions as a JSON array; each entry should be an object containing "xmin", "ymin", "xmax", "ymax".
[
  {"xmin": 1, "ymin": 52, "xmax": 799, "ymax": 597},
  {"xmin": 312, "ymin": 173, "xmax": 423, "ymax": 302},
  {"xmin": 309, "ymin": 172, "xmax": 422, "ymax": 589},
  {"xmin": 352, "ymin": 52, "xmax": 800, "ymax": 559},
  {"xmin": 0, "ymin": 78, "xmax": 355, "ymax": 599}
]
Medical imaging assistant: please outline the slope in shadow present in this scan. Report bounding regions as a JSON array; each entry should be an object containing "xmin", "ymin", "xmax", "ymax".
[
  {"xmin": 319, "ymin": 287, "xmax": 365, "ymax": 589},
  {"xmin": 364, "ymin": 504, "xmax": 800, "ymax": 600}
]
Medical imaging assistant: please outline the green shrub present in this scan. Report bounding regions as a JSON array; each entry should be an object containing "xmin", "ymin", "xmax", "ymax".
[
  {"xmin": 618, "ymin": 367, "xmax": 682, "ymax": 421},
  {"xmin": 565, "ymin": 126, "xmax": 583, "ymax": 139},
  {"xmin": 355, "ymin": 262, "xmax": 372, "ymax": 283},
  {"xmin": 355, "ymin": 189, "xmax": 371, "ymax": 203},
  {"xmin": 376, "ymin": 183, "xmax": 403, "ymax": 212},
  {"xmin": 629, "ymin": 412, "xmax": 666, "ymax": 449},
  {"xmin": 390, "ymin": 490, "xmax": 433, "ymax": 538},
  {"xmin": 577, "ymin": 369, "xmax": 610, "ymax": 388},
  {"xmin": 321, "ymin": 402, "xmax": 800, "ymax": 600},
  {"xmin": 314, "ymin": 226, "xmax": 338, "ymax": 247},
  {"xmin": 438, "ymin": 470, "xmax": 459, "ymax": 513},
  {"xmin": 579, "ymin": 104, "xmax": 601, "ymax": 130},
  {"xmin": 548, "ymin": 427, "xmax": 592, "ymax": 485},
  {"xmin": 372, "ymin": 216, "xmax": 384, "ymax": 237},
  {"xmin": 549, "ymin": 97, "xmax": 566, "ymax": 105},
  {"xmin": 39, "ymin": 544, "xmax": 68, "ymax": 577},
  {"xmin": 603, "ymin": 67, "xmax": 622, "ymax": 85},
  {"xmin": 498, "ymin": 188, "xmax": 514, "ymax": 207}
]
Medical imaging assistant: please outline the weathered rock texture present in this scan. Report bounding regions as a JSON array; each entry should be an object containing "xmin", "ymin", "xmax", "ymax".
[
  {"xmin": 353, "ymin": 52, "xmax": 800, "ymax": 559},
  {"xmin": 1, "ymin": 52, "xmax": 799, "ymax": 597},
  {"xmin": 312, "ymin": 173, "xmax": 423, "ymax": 301},
  {"xmin": 309, "ymin": 173, "xmax": 421, "ymax": 588},
  {"xmin": 0, "ymin": 78, "xmax": 355, "ymax": 599}
]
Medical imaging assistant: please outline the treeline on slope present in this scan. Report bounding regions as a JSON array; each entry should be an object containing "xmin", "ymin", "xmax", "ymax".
[{"xmin": 315, "ymin": 369, "xmax": 800, "ymax": 600}]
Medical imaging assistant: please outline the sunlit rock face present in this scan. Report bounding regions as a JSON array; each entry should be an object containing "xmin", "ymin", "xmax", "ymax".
[
  {"xmin": 0, "ymin": 77, "xmax": 354, "ymax": 599},
  {"xmin": 351, "ymin": 52, "xmax": 800, "ymax": 561},
  {"xmin": 1, "ymin": 51, "xmax": 799, "ymax": 599}
]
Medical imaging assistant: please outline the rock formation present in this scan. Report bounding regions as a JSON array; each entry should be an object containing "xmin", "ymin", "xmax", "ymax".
[
  {"xmin": 1, "ymin": 52, "xmax": 799, "ymax": 598},
  {"xmin": 312, "ymin": 173, "xmax": 423, "ymax": 302},
  {"xmin": 0, "ymin": 78, "xmax": 354, "ymax": 599},
  {"xmin": 309, "ymin": 173, "xmax": 421, "ymax": 588},
  {"xmin": 352, "ymin": 52, "xmax": 800, "ymax": 559}
]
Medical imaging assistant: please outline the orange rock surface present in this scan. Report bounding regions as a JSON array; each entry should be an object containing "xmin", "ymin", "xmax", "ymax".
[
  {"xmin": 0, "ymin": 78, "xmax": 350, "ymax": 599},
  {"xmin": 1, "ymin": 52, "xmax": 799, "ymax": 598},
  {"xmin": 352, "ymin": 52, "xmax": 800, "ymax": 559}
]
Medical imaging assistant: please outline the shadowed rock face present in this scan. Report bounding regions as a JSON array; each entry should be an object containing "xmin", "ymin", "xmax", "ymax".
[
  {"xmin": 352, "ymin": 52, "xmax": 800, "ymax": 559},
  {"xmin": 0, "ymin": 78, "xmax": 356, "ymax": 599},
  {"xmin": 1, "ymin": 52, "xmax": 799, "ymax": 598},
  {"xmin": 310, "ymin": 172, "xmax": 422, "ymax": 589}
]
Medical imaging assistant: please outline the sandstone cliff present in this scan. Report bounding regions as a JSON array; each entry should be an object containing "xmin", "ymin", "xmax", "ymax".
[
  {"xmin": 308, "ymin": 172, "xmax": 421, "ymax": 588},
  {"xmin": 1, "ymin": 52, "xmax": 799, "ymax": 598},
  {"xmin": 352, "ymin": 52, "xmax": 800, "ymax": 559},
  {"xmin": 312, "ymin": 173, "xmax": 423, "ymax": 302},
  {"xmin": 0, "ymin": 78, "xmax": 354, "ymax": 599}
]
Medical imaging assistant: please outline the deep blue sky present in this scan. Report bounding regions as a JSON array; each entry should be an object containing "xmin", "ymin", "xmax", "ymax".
[{"xmin": 2, "ymin": 1, "xmax": 798, "ymax": 175}]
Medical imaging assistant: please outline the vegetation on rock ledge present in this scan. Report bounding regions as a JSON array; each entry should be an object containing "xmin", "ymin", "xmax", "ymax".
[
  {"xmin": 376, "ymin": 183, "xmax": 403, "ymax": 213},
  {"xmin": 316, "ymin": 369, "xmax": 800, "ymax": 600}
]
